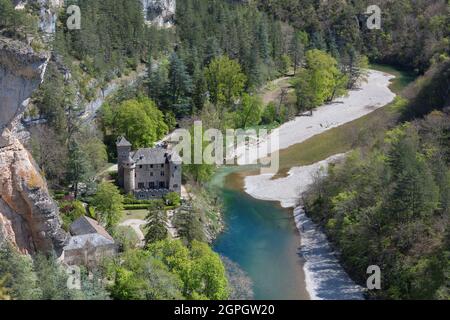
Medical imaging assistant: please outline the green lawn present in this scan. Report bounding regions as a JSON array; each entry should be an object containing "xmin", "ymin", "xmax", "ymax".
[{"xmin": 120, "ymin": 209, "xmax": 148, "ymax": 222}]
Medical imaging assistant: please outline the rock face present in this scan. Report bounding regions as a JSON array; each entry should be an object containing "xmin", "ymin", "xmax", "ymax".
[
  {"xmin": 14, "ymin": 0, "xmax": 64, "ymax": 35},
  {"xmin": 0, "ymin": 37, "xmax": 49, "ymax": 133},
  {"xmin": 0, "ymin": 36, "xmax": 68, "ymax": 255},
  {"xmin": 142, "ymin": 0, "xmax": 175, "ymax": 27}
]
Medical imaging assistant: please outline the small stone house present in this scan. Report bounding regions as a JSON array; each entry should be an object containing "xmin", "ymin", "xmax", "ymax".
[
  {"xmin": 116, "ymin": 137, "xmax": 182, "ymax": 199},
  {"xmin": 63, "ymin": 216, "xmax": 117, "ymax": 268}
]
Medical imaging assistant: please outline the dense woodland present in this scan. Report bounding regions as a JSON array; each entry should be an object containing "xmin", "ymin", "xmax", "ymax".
[
  {"xmin": 303, "ymin": 59, "xmax": 450, "ymax": 299},
  {"xmin": 0, "ymin": 0, "xmax": 449, "ymax": 300}
]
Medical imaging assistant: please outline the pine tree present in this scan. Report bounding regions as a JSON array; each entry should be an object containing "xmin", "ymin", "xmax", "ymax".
[
  {"xmin": 167, "ymin": 53, "xmax": 193, "ymax": 116},
  {"xmin": 145, "ymin": 200, "xmax": 169, "ymax": 245}
]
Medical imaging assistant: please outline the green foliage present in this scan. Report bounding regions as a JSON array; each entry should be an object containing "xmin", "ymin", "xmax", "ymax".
[
  {"xmin": 106, "ymin": 249, "xmax": 184, "ymax": 300},
  {"xmin": 257, "ymin": 0, "xmax": 450, "ymax": 73},
  {"xmin": 57, "ymin": 0, "xmax": 145, "ymax": 79},
  {"xmin": 204, "ymin": 56, "xmax": 247, "ymax": 109},
  {"xmin": 147, "ymin": 239, "xmax": 229, "ymax": 300},
  {"xmin": 174, "ymin": 207, "xmax": 206, "ymax": 244},
  {"xmin": 0, "ymin": 245, "xmax": 109, "ymax": 300},
  {"xmin": 0, "ymin": 277, "xmax": 10, "ymax": 300},
  {"xmin": 167, "ymin": 52, "xmax": 193, "ymax": 116},
  {"xmin": 100, "ymin": 97, "xmax": 168, "ymax": 149},
  {"xmin": 144, "ymin": 201, "xmax": 169, "ymax": 245},
  {"xmin": 177, "ymin": 0, "xmax": 288, "ymax": 88},
  {"xmin": 112, "ymin": 226, "xmax": 140, "ymax": 252},
  {"xmin": 294, "ymin": 50, "xmax": 347, "ymax": 112},
  {"xmin": 303, "ymin": 112, "xmax": 450, "ymax": 299},
  {"xmin": 164, "ymin": 192, "xmax": 181, "ymax": 207},
  {"xmin": 233, "ymin": 94, "xmax": 263, "ymax": 129},
  {"xmin": 0, "ymin": 0, "xmax": 38, "ymax": 38},
  {"xmin": 91, "ymin": 182, "xmax": 124, "ymax": 229},
  {"xmin": 59, "ymin": 200, "xmax": 86, "ymax": 230}
]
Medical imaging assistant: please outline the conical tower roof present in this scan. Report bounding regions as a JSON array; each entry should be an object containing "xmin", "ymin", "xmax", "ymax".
[{"xmin": 116, "ymin": 136, "xmax": 132, "ymax": 147}]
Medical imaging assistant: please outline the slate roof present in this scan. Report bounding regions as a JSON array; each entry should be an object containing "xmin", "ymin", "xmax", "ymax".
[
  {"xmin": 64, "ymin": 234, "xmax": 115, "ymax": 250},
  {"xmin": 116, "ymin": 136, "xmax": 132, "ymax": 147},
  {"xmin": 69, "ymin": 216, "xmax": 114, "ymax": 241},
  {"xmin": 132, "ymin": 147, "xmax": 169, "ymax": 165}
]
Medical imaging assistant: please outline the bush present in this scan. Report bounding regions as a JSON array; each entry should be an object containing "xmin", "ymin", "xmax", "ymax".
[
  {"xmin": 123, "ymin": 204, "xmax": 152, "ymax": 210},
  {"xmin": 164, "ymin": 192, "xmax": 181, "ymax": 207}
]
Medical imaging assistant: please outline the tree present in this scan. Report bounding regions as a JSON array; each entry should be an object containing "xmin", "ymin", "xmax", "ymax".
[
  {"xmin": 144, "ymin": 200, "xmax": 169, "ymax": 245},
  {"xmin": 174, "ymin": 208, "xmax": 206, "ymax": 244},
  {"xmin": 204, "ymin": 56, "xmax": 247, "ymax": 109},
  {"xmin": 106, "ymin": 249, "xmax": 183, "ymax": 300},
  {"xmin": 234, "ymin": 94, "xmax": 263, "ymax": 129},
  {"xmin": 29, "ymin": 125, "xmax": 68, "ymax": 187},
  {"xmin": 111, "ymin": 97, "xmax": 168, "ymax": 148},
  {"xmin": 167, "ymin": 53, "xmax": 193, "ymax": 116},
  {"xmin": 294, "ymin": 50, "xmax": 346, "ymax": 111},
  {"xmin": 33, "ymin": 253, "xmax": 78, "ymax": 300},
  {"xmin": 0, "ymin": 245, "xmax": 40, "ymax": 300},
  {"xmin": 147, "ymin": 239, "xmax": 229, "ymax": 300},
  {"xmin": 280, "ymin": 54, "xmax": 292, "ymax": 75},
  {"xmin": 190, "ymin": 241, "xmax": 229, "ymax": 300},
  {"xmin": 0, "ymin": 277, "xmax": 10, "ymax": 300},
  {"xmin": 341, "ymin": 48, "xmax": 369, "ymax": 89},
  {"xmin": 164, "ymin": 192, "xmax": 181, "ymax": 207},
  {"xmin": 386, "ymin": 132, "xmax": 439, "ymax": 222},
  {"xmin": 91, "ymin": 182, "xmax": 124, "ymax": 229},
  {"xmin": 67, "ymin": 139, "xmax": 90, "ymax": 198},
  {"xmin": 289, "ymin": 31, "xmax": 308, "ymax": 75}
]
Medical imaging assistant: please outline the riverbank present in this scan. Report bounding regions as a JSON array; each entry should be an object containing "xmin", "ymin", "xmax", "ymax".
[
  {"xmin": 220, "ymin": 68, "xmax": 398, "ymax": 300},
  {"xmin": 231, "ymin": 70, "xmax": 395, "ymax": 165}
]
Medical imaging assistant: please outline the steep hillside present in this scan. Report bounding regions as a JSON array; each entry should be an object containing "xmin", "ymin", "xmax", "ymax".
[{"xmin": 0, "ymin": 36, "xmax": 67, "ymax": 255}]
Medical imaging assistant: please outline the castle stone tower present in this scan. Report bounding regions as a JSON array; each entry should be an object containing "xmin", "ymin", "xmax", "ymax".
[
  {"xmin": 116, "ymin": 137, "xmax": 132, "ymax": 188},
  {"xmin": 123, "ymin": 155, "xmax": 136, "ymax": 194}
]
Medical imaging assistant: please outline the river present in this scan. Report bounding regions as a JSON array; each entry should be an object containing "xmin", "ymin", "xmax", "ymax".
[{"xmin": 211, "ymin": 66, "xmax": 415, "ymax": 300}]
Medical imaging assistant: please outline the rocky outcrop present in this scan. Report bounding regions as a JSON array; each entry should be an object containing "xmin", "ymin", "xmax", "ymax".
[
  {"xmin": 14, "ymin": 0, "xmax": 64, "ymax": 35},
  {"xmin": 0, "ymin": 36, "xmax": 68, "ymax": 255},
  {"xmin": 142, "ymin": 0, "xmax": 175, "ymax": 27},
  {"xmin": 0, "ymin": 37, "xmax": 49, "ymax": 133}
]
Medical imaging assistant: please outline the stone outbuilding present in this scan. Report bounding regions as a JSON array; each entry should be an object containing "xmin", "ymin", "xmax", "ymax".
[{"xmin": 63, "ymin": 216, "xmax": 117, "ymax": 268}]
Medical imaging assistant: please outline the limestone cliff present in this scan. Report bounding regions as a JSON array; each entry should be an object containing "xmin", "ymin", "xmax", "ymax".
[
  {"xmin": 0, "ymin": 36, "xmax": 67, "ymax": 255},
  {"xmin": 142, "ymin": 0, "xmax": 175, "ymax": 27}
]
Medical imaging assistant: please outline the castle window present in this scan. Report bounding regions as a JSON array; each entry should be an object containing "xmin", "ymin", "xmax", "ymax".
[
  {"xmin": 159, "ymin": 181, "xmax": 165, "ymax": 188},
  {"xmin": 150, "ymin": 164, "xmax": 153, "ymax": 168},
  {"xmin": 161, "ymin": 164, "xmax": 164, "ymax": 168},
  {"xmin": 149, "ymin": 182, "xmax": 155, "ymax": 189},
  {"xmin": 173, "ymin": 184, "xmax": 178, "ymax": 188},
  {"xmin": 161, "ymin": 171, "xmax": 165, "ymax": 176},
  {"xmin": 150, "ymin": 172, "xmax": 153, "ymax": 177},
  {"xmin": 138, "ymin": 183, "xmax": 145, "ymax": 189},
  {"xmin": 139, "ymin": 165, "xmax": 142, "ymax": 169}
]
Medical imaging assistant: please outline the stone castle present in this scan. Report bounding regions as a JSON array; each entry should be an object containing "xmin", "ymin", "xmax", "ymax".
[{"xmin": 116, "ymin": 137, "xmax": 182, "ymax": 199}]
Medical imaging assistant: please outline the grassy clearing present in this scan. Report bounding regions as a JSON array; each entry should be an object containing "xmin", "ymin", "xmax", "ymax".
[{"xmin": 120, "ymin": 209, "xmax": 147, "ymax": 222}]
